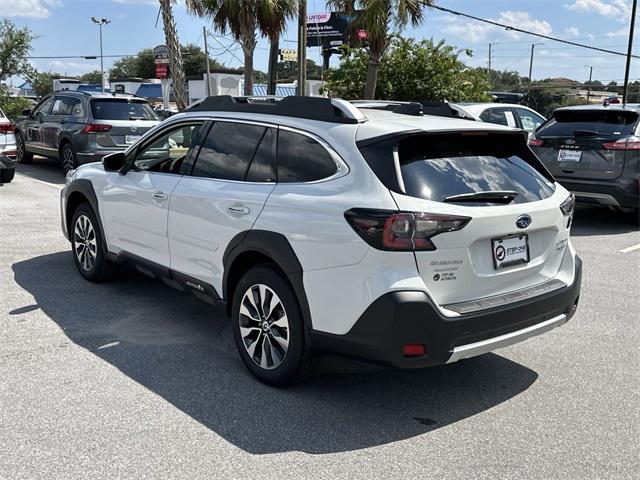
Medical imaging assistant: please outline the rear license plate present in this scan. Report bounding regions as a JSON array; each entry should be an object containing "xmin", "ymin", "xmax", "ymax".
[
  {"xmin": 492, "ymin": 235, "xmax": 529, "ymax": 269},
  {"xmin": 557, "ymin": 149, "xmax": 582, "ymax": 162},
  {"xmin": 125, "ymin": 135, "xmax": 141, "ymax": 144}
]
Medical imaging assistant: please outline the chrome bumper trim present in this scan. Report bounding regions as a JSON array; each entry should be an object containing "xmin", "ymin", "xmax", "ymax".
[{"xmin": 446, "ymin": 313, "xmax": 567, "ymax": 364}]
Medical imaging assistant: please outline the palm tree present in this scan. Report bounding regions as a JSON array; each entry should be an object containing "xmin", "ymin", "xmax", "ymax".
[
  {"xmin": 328, "ymin": 0, "xmax": 432, "ymax": 99},
  {"xmin": 158, "ymin": 0, "xmax": 204, "ymax": 110},
  {"xmin": 198, "ymin": 0, "xmax": 296, "ymax": 96}
]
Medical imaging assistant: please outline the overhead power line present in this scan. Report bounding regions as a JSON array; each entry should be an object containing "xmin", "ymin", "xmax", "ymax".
[{"xmin": 430, "ymin": 4, "xmax": 640, "ymax": 59}]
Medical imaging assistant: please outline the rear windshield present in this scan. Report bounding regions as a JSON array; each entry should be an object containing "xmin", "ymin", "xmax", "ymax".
[
  {"xmin": 90, "ymin": 99, "xmax": 157, "ymax": 121},
  {"xmin": 359, "ymin": 132, "xmax": 555, "ymax": 205},
  {"xmin": 537, "ymin": 109, "xmax": 638, "ymax": 137}
]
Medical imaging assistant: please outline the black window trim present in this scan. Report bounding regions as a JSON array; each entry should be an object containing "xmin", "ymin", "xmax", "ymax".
[{"xmin": 182, "ymin": 117, "xmax": 349, "ymax": 185}]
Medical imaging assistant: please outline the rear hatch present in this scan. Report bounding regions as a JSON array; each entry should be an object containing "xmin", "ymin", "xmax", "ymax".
[
  {"xmin": 531, "ymin": 108, "xmax": 639, "ymax": 180},
  {"xmin": 357, "ymin": 130, "xmax": 571, "ymax": 306},
  {"xmin": 89, "ymin": 98, "xmax": 159, "ymax": 148}
]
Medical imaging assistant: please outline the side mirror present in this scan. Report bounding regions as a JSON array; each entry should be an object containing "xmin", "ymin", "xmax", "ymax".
[
  {"xmin": 22, "ymin": 108, "xmax": 32, "ymax": 116},
  {"xmin": 102, "ymin": 152, "xmax": 127, "ymax": 172}
]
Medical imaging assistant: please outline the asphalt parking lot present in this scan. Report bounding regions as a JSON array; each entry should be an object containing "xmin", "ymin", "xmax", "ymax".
[{"xmin": 1, "ymin": 159, "xmax": 639, "ymax": 479}]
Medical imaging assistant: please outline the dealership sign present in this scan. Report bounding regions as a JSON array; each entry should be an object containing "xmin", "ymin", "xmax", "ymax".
[
  {"xmin": 306, "ymin": 11, "xmax": 360, "ymax": 48},
  {"xmin": 154, "ymin": 45, "xmax": 170, "ymax": 64}
]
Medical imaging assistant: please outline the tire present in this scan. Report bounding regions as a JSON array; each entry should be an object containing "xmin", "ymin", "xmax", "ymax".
[
  {"xmin": 232, "ymin": 265, "xmax": 319, "ymax": 386},
  {"xmin": 0, "ymin": 168, "xmax": 15, "ymax": 183},
  {"xmin": 70, "ymin": 203, "xmax": 118, "ymax": 282},
  {"xmin": 60, "ymin": 142, "xmax": 78, "ymax": 173},
  {"xmin": 15, "ymin": 132, "xmax": 33, "ymax": 164}
]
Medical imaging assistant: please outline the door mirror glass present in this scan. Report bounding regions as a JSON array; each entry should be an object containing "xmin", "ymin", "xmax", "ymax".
[
  {"xmin": 22, "ymin": 108, "xmax": 32, "ymax": 116},
  {"xmin": 103, "ymin": 152, "xmax": 127, "ymax": 172}
]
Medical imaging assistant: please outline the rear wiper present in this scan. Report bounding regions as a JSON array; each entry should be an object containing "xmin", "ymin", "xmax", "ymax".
[{"xmin": 443, "ymin": 191, "xmax": 519, "ymax": 204}]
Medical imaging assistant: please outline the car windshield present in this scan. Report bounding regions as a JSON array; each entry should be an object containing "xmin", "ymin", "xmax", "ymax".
[
  {"xmin": 90, "ymin": 99, "xmax": 158, "ymax": 121},
  {"xmin": 537, "ymin": 109, "xmax": 639, "ymax": 138}
]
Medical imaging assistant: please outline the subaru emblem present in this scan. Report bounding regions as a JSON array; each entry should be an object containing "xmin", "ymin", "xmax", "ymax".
[{"xmin": 516, "ymin": 215, "xmax": 532, "ymax": 229}]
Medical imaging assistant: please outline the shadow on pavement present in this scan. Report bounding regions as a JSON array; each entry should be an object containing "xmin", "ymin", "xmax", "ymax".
[
  {"xmin": 571, "ymin": 205, "xmax": 639, "ymax": 237},
  {"xmin": 12, "ymin": 252, "xmax": 539, "ymax": 454},
  {"xmin": 16, "ymin": 157, "xmax": 65, "ymax": 185}
]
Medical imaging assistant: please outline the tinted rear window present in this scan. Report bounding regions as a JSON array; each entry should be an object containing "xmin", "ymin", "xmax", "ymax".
[
  {"xmin": 359, "ymin": 132, "xmax": 555, "ymax": 205},
  {"xmin": 537, "ymin": 109, "xmax": 638, "ymax": 137},
  {"xmin": 90, "ymin": 100, "xmax": 157, "ymax": 121}
]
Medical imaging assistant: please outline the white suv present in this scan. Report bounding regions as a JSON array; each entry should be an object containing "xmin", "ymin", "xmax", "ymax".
[{"xmin": 61, "ymin": 96, "xmax": 582, "ymax": 386}]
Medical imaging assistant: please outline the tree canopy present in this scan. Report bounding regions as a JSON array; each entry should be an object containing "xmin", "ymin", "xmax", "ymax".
[
  {"xmin": 325, "ymin": 37, "xmax": 490, "ymax": 102},
  {"xmin": 0, "ymin": 19, "xmax": 35, "ymax": 82}
]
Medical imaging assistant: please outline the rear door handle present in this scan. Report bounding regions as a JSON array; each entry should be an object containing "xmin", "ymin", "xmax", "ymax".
[
  {"xmin": 152, "ymin": 192, "xmax": 168, "ymax": 201},
  {"xmin": 227, "ymin": 206, "xmax": 250, "ymax": 215}
]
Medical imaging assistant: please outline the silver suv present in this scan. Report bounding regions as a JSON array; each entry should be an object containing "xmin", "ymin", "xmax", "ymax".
[{"xmin": 14, "ymin": 91, "xmax": 160, "ymax": 173}]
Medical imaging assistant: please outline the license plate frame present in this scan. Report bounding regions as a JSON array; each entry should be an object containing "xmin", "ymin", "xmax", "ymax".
[
  {"xmin": 557, "ymin": 149, "xmax": 582, "ymax": 162},
  {"xmin": 492, "ymin": 234, "xmax": 530, "ymax": 270},
  {"xmin": 125, "ymin": 134, "xmax": 141, "ymax": 145}
]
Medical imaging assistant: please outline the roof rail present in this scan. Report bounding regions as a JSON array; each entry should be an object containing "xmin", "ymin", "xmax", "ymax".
[
  {"xmin": 352, "ymin": 99, "xmax": 476, "ymax": 121},
  {"xmin": 351, "ymin": 100, "xmax": 423, "ymax": 116},
  {"xmin": 184, "ymin": 95, "xmax": 366, "ymax": 124}
]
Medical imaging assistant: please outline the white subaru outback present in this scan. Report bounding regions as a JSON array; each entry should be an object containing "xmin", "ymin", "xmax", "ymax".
[{"xmin": 60, "ymin": 96, "xmax": 582, "ymax": 386}]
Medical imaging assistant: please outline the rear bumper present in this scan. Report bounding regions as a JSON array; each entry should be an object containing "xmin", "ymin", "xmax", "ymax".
[
  {"xmin": 311, "ymin": 256, "xmax": 582, "ymax": 368},
  {"xmin": 557, "ymin": 177, "xmax": 639, "ymax": 209},
  {"xmin": 77, "ymin": 148, "xmax": 125, "ymax": 165}
]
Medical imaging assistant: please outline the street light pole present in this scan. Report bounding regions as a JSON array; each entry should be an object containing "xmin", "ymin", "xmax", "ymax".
[{"xmin": 91, "ymin": 17, "xmax": 111, "ymax": 93}]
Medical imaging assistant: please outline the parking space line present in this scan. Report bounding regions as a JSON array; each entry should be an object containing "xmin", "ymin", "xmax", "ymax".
[{"xmin": 619, "ymin": 244, "xmax": 640, "ymax": 254}]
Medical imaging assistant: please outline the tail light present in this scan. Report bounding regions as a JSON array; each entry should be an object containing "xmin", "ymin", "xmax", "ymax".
[
  {"xmin": 528, "ymin": 136, "xmax": 544, "ymax": 147},
  {"xmin": 0, "ymin": 123, "xmax": 15, "ymax": 134},
  {"xmin": 81, "ymin": 124, "xmax": 112, "ymax": 134},
  {"xmin": 560, "ymin": 194, "xmax": 575, "ymax": 228},
  {"xmin": 344, "ymin": 208, "xmax": 471, "ymax": 251},
  {"xmin": 602, "ymin": 136, "xmax": 640, "ymax": 150}
]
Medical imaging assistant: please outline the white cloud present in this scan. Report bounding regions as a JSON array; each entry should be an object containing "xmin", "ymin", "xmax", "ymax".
[
  {"xmin": 0, "ymin": 0, "xmax": 60, "ymax": 18},
  {"xmin": 442, "ymin": 11, "xmax": 552, "ymax": 42},
  {"xmin": 565, "ymin": 0, "xmax": 630, "ymax": 20},
  {"xmin": 605, "ymin": 26, "xmax": 630, "ymax": 36}
]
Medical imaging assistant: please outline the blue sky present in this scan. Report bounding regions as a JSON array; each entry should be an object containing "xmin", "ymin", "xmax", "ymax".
[{"xmin": 2, "ymin": 0, "xmax": 638, "ymax": 86}]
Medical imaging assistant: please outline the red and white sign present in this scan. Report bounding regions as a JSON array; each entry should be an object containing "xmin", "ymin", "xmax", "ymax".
[{"xmin": 155, "ymin": 64, "xmax": 169, "ymax": 79}]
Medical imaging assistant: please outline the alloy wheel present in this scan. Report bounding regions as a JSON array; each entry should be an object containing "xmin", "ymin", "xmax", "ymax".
[
  {"xmin": 62, "ymin": 146, "xmax": 77, "ymax": 172},
  {"xmin": 16, "ymin": 136, "xmax": 25, "ymax": 162},
  {"xmin": 73, "ymin": 215, "xmax": 97, "ymax": 271},
  {"xmin": 239, "ymin": 284, "xmax": 290, "ymax": 370}
]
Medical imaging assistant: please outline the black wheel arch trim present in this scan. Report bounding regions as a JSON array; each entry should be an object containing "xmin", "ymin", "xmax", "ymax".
[
  {"xmin": 223, "ymin": 230, "xmax": 314, "ymax": 343},
  {"xmin": 65, "ymin": 179, "xmax": 105, "ymax": 246}
]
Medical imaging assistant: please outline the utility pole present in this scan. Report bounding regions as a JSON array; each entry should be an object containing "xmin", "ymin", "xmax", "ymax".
[
  {"xmin": 203, "ymin": 26, "xmax": 212, "ymax": 96},
  {"xmin": 296, "ymin": 0, "xmax": 307, "ymax": 96},
  {"xmin": 488, "ymin": 43, "xmax": 492, "ymax": 87},
  {"xmin": 623, "ymin": 0, "xmax": 637, "ymax": 105},
  {"xmin": 528, "ymin": 43, "xmax": 536, "ymax": 85},
  {"xmin": 586, "ymin": 65, "xmax": 593, "ymax": 103},
  {"xmin": 91, "ymin": 17, "xmax": 110, "ymax": 92}
]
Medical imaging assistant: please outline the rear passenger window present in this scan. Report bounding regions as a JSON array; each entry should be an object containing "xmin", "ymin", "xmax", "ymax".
[
  {"xmin": 52, "ymin": 97, "xmax": 82, "ymax": 116},
  {"xmin": 192, "ymin": 122, "xmax": 266, "ymax": 181},
  {"xmin": 276, "ymin": 130, "xmax": 337, "ymax": 182}
]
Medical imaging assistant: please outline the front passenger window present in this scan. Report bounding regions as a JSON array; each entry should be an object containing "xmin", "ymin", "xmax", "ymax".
[{"xmin": 133, "ymin": 123, "xmax": 202, "ymax": 174}]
